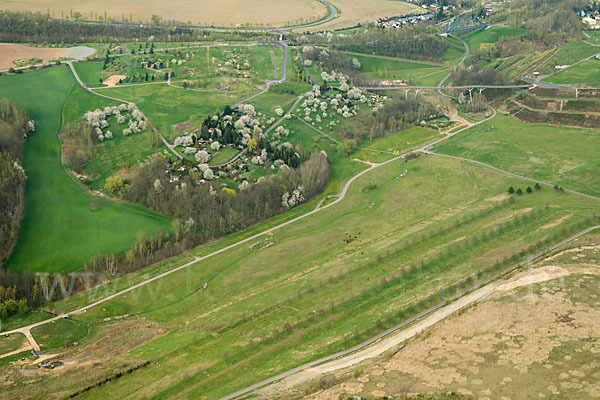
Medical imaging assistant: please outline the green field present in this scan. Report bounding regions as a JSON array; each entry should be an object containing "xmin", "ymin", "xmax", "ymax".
[
  {"xmin": 31, "ymin": 318, "xmax": 88, "ymax": 350},
  {"xmin": 545, "ymin": 58, "xmax": 600, "ymax": 85},
  {"xmin": 207, "ymin": 146, "xmax": 238, "ymax": 165},
  {"xmin": 0, "ymin": 66, "xmax": 172, "ymax": 273},
  {"xmin": 106, "ymin": 84, "xmax": 254, "ymax": 142},
  {"xmin": 348, "ymin": 53, "xmax": 448, "ymax": 82},
  {"xmin": 352, "ymin": 126, "xmax": 439, "ymax": 163},
  {"xmin": 0, "ymin": 333, "xmax": 27, "ymax": 355},
  {"xmin": 3, "ymin": 146, "xmax": 597, "ymax": 398},
  {"xmin": 441, "ymin": 36, "xmax": 467, "ymax": 65},
  {"xmin": 460, "ymin": 26, "xmax": 528, "ymax": 52},
  {"xmin": 433, "ymin": 114, "xmax": 600, "ymax": 196}
]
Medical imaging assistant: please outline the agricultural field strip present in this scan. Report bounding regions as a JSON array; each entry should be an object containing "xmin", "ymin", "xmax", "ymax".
[
  {"xmin": 44, "ymin": 1, "xmax": 336, "ymax": 33},
  {"xmin": 234, "ymin": 224, "xmax": 600, "ymax": 400}
]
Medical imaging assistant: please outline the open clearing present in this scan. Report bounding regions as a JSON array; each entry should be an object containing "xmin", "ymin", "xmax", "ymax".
[
  {"xmin": 433, "ymin": 113, "xmax": 600, "ymax": 197},
  {"xmin": 0, "ymin": 0, "xmax": 327, "ymax": 27},
  {"xmin": 295, "ymin": 234, "xmax": 600, "ymax": 399},
  {"xmin": 0, "ymin": 43, "xmax": 65, "ymax": 69},
  {"xmin": 0, "ymin": 66, "xmax": 171, "ymax": 273},
  {"xmin": 304, "ymin": 0, "xmax": 423, "ymax": 31},
  {"xmin": 1, "ymin": 150, "xmax": 598, "ymax": 398}
]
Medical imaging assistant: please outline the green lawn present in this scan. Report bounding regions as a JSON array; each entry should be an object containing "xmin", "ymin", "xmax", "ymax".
[
  {"xmin": 0, "ymin": 333, "xmax": 27, "ymax": 355},
  {"xmin": 106, "ymin": 84, "xmax": 254, "ymax": 142},
  {"xmin": 349, "ymin": 53, "xmax": 446, "ymax": 82},
  {"xmin": 460, "ymin": 26, "xmax": 528, "ymax": 52},
  {"xmin": 72, "ymin": 61, "xmax": 107, "ymax": 87},
  {"xmin": 0, "ymin": 66, "xmax": 172, "ymax": 273},
  {"xmin": 433, "ymin": 113, "xmax": 600, "ymax": 196},
  {"xmin": 545, "ymin": 59, "xmax": 600, "ymax": 85},
  {"xmin": 208, "ymin": 147, "xmax": 238, "ymax": 165},
  {"xmin": 31, "ymin": 318, "xmax": 88, "ymax": 350}
]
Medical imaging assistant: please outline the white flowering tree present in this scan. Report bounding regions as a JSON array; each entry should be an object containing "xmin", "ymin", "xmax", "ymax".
[{"xmin": 195, "ymin": 150, "xmax": 211, "ymax": 163}]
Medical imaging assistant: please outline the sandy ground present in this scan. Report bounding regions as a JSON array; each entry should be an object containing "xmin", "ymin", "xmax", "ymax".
[
  {"xmin": 258, "ymin": 261, "xmax": 600, "ymax": 398},
  {"xmin": 62, "ymin": 46, "xmax": 96, "ymax": 60},
  {"xmin": 103, "ymin": 75, "xmax": 127, "ymax": 87},
  {"xmin": 0, "ymin": 43, "xmax": 65, "ymax": 69}
]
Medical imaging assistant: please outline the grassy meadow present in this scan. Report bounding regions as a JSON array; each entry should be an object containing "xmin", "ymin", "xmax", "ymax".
[
  {"xmin": 348, "ymin": 53, "xmax": 448, "ymax": 83},
  {"xmin": 0, "ymin": 66, "xmax": 171, "ymax": 273},
  {"xmin": 433, "ymin": 113, "xmax": 600, "ymax": 197},
  {"xmin": 460, "ymin": 26, "xmax": 528, "ymax": 52},
  {"xmin": 3, "ymin": 150, "xmax": 597, "ymax": 398},
  {"xmin": 106, "ymin": 84, "xmax": 252, "ymax": 141}
]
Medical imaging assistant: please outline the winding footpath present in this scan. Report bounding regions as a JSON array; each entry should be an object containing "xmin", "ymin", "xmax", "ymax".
[{"xmin": 66, "ymin": 61, "xmax": 183, "ymax": 160}]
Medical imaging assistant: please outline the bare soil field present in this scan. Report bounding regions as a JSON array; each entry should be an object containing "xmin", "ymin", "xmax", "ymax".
[
  {"xmin": 0, "ymin": 0, "xmax": 327, "ymax": 27},
  {"xmin": 0, "ymin": 43, "xmax": 65, "ymax": 69},
  {"xmin": 103, "ymin": 74, "xmax": 127, "ymax": 87},
  {"xmin": 306, "ymin": 0, "xmax": 423, "ymax": 31},
  {"xmin": 278, "ymin": 235, "xmax": 600, "ymax": 399}
]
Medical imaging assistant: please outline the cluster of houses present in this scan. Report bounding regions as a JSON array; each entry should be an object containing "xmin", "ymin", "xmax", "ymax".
[
  {"xmin": 377, "ymin": 13, "xmax": 434, "ymax": 29},
  {"xmin": 581, "ymin": 10, "xmax": 600, "ymax": 29}
]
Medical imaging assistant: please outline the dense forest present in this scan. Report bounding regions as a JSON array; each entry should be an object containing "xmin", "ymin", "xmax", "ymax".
[
  {"xmin": 0, "ymin": 11, "xmax": 273, "ymax": 43},
  {"xmin": 83, "ymin": 152, "xmax": 330, "ymax": 275},
  {"xmin": 486, "ymin": 0, "xmax": 585, "ymax": 37},
  {"xmin": 338, "ymin": 96, "xmax": 443, "ymax": 141},
  {"xmin": 0, "ymin": 99, "xmax": 43, "ymax": 318},
  {"xmin": 0, "ymin": 99, "xmax": 30, "ymax": 267},
  {"xmin": 294, "ymin": 25, "xmax": 449, "ymax": 62}
]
